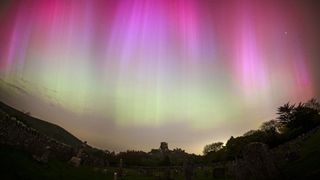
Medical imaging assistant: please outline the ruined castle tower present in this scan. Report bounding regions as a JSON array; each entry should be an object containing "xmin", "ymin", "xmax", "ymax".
[{"xmin": 160, "ymin": 142, "xmax": 169, "ymax": 153}]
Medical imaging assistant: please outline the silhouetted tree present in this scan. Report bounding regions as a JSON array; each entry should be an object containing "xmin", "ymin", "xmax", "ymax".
[
  {"xmin": 243, "ymin": 130, "xmax": 258, "ymax": 136},
  {"xmin": 215, "ymin": 98, "xmax": 320, "ymax": 161},
  {"xmin": 289, "ymin": 102, "xmax": 319, "ymax": 130},
  {"xmin": 277, "ymin": 102, "xmax": 295, "ymax": 126},
  {"xmin": 260, "ymin": 120, "xmax": 281, "ymax": 147},
  {"xmin": 275, "ymin": 99, "xmax": 320, "ymax": 140},
  {"xmin": 260, "ymin": 120, "xmax": 279, "ymax": 132},
  {"xmin": 203, "ymin": 142, "xmax": 223, "ymax": 155},
  {"xmin": 306, "ymin": 98, "xmax": 320, "ymax": 112}
]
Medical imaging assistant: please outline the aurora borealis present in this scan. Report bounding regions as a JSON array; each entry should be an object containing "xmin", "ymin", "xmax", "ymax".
[{"xmin": 0, "ymin": 0, "xmax": 319, "ymax": 154}]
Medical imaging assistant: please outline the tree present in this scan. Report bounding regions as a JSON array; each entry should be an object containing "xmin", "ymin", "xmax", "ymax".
[
  {"xmin": 276, "ymin": 99, "xmax": 320, "ymax": 137},
  {"xmin": 306, "ymin": 98, "xmax": 320, "ymax": 112},
  {"xmin": 244, "ymin": 130, "xmax": 258, "ymax": 136},
  {"xmin": 260, "ymin": 120, "xmax": 282, "ymax": 147},
  {"xmin": 277, "ymin": 102, "xmax": 295, "ymax": 126},
  {"xmin": 203, "ymin": 142, "xmax": 223, "ymax": 155},
  {"xmin": 289, "ymin": 103, "xmax": 319, "ymax": 130},
  {"xmin": 260, "ymin": 120, "xmax": 280, "ymax": 133}
]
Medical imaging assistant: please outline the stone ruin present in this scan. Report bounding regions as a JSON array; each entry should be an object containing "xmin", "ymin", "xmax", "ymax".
[{"xmin": 160, "ymin": 142, "xmax": 169, "ymax": 153}]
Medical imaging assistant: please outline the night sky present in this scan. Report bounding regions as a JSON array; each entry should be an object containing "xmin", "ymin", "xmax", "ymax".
[{"xmin": 0, "ymin": 0, "xmax": 319, "ymax": 154}]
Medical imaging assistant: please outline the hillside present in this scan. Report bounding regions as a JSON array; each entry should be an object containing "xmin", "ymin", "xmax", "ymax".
[
  {"xmin": 0, "ymin": 101, "xmax": 83, "ymax": 147},
  {"xmin": 281, "ymin": 127, "xmax": 320, "ymax": 179}
]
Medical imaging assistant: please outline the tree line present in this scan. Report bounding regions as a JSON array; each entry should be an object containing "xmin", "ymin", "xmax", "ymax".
[
  {"xmin": 72, "ymin": 98, "xmax": 320, "ymax": 167},
  {"xmin": 203, "ymin": 98, "xmax": 320, "ymax": 163}
]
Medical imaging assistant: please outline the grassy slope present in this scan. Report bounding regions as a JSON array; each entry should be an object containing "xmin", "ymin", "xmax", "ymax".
[
  {"xmin": 282, "ymin": 127, "xmax": 320, "ymax": 179},
  {"xmin": 0, "ymin": 101, "xmax": 83, "ymax": 147}
]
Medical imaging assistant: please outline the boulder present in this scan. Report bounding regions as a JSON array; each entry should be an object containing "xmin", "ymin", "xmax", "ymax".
[{"xmin": 69, "ymin": 156, "xmax": 81, "ymax": 167}]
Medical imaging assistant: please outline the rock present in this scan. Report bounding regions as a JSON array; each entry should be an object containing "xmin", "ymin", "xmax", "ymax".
[{"xmin": 69, "ymin": 156, "xmax": 81, "ymax": 167}]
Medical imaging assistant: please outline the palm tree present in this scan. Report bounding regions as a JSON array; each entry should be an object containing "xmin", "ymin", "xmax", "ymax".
[{"xmin": 277, "ymin": 102, "xmax": 295, "ymax": 125}]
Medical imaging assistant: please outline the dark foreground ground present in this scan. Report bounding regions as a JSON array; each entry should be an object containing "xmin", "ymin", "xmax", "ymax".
[
  {"xmin": 1, "ymin": 125, "xmax": 320, "ymax": 180},
  {"xmin": 0, "ymin": 146, "xmax": 225, "ymax": 180}
]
